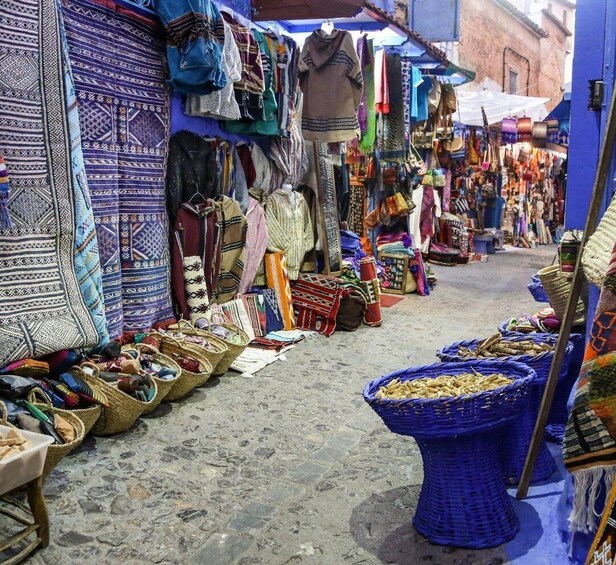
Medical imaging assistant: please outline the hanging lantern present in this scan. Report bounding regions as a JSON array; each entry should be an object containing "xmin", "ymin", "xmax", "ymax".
[
  {"xmin": 532, "ymin": 122, "xmax": 548, "ymax": 148},
  {"xmin": 545, "ymin": 119, "xmax": 559, "ymax": 144},
  {"xmin": 517, "ymin": 117, "xmax": 532, "ymax": 143},
  {"xmin": 501, "ymin": 117, "xmax": 517, "ymax": 144}
]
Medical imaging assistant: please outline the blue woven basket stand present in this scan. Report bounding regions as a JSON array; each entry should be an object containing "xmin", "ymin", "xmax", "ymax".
[
  {"xmin": 498, "ymin": 322, "xmax": 585, "ymax": 442},
  {"xmin": 438, "ymin": 334, "xmax": 572, "ymax": 485},
  {"xmin": 364, "ymin": 360, "xmax": 536, "ymax": 548},
  {"xmin": 528, "ymin": 274, "xmax": 550, "ymax": 303}
]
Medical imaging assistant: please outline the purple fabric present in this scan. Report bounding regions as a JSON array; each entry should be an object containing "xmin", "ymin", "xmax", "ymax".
[{"xmin": 420, "ymin": 186, "xmax": 436, "ymax": 243}]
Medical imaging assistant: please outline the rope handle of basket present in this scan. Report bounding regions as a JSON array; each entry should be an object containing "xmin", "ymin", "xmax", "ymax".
[
  {"xmin": 174, "ymin": 319, "xmax": 197, "ymax": 331},
  {"xmin": 135, "ymin": 342, "xmax": 160, "ymax": 356},
  {"xmin": 80, "ymin": 361, "xmax": 101, "ymax": 379},
  {"xmin": 27, "ymin": 386, "xmax": 53, "ymax": 408}
]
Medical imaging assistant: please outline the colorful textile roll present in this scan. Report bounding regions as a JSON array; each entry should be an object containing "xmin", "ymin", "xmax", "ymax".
[
  {"xmin": 265, "ymin": 252, "xmax": 296, "ymax": 331},
  {"xmin": 359, "ymin": 257, "xmax": 382, "ymax": 327},
  {"xmin": 501, "ymin": 117, "xmax": 518, "ymax": 145},
  {"xmin": 183, "ymin": 256, "xmax": 210, "ymax": 322}
]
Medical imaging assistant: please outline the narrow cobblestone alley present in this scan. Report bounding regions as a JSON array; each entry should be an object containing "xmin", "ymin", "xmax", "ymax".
[{"xmin": 31, "ymin": 246, "xmax": 557, "ymax": 565}]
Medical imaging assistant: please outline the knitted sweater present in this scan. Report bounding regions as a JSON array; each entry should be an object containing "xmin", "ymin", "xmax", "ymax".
[
  {"xmin": 185, "ymin": 21, "xmax": 242, "ymax": 120},
  {"xmin": 214, "ymin": 196, "xmax": 247, "ymax": 304},
  {"xmin": 265, "ymin": 190, "xmax": 313, "ymax": 280},
  {"xmin": 298, "ymin": 29, "xmax": 363, "ymax": 143}
]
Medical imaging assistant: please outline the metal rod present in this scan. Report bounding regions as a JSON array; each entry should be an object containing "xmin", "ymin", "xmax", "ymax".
[{"xmin": 516, "ymin": 83, "xmax": 616, "ymax": 499}]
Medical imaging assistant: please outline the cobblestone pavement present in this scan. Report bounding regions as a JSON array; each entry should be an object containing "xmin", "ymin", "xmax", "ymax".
[{"xmin": 24, "ymin": 246, "xmax": 554, "ymax": 565}]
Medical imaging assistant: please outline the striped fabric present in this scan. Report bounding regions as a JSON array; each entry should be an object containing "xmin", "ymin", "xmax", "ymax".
[
  {"xmin": 63, "ymin": 0, "xmax": 175, "ymax": 338},
  {"xmin": 265, "ymin": 252, "xmax": 295, "ymax": 331},
  {"xmin": 0, "ymin": 0, "xmax": 100, "ymax": 364}
]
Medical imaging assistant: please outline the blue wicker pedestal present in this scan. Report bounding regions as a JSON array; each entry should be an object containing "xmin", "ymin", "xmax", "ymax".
[
  {"xmin": 364, "ymin": 361, "xmax": 536, "ymax": 549},
  {"xmin": 438, "ymin": 335, "xmax": 573, "ymax": 485}
]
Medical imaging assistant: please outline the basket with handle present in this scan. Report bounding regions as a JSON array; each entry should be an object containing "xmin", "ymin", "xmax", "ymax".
[
  {"xmin": 157, "ymin": 335, "xmax": 214, "ymax": 401},
  {"xmin": 80, "ymin": 362, "xmax": 157, "ymax": 436},
  {"xmin": 438, "ymin": 334, "xmax": 572, "ymax": 484},
  {"xmin": 537, "ymin": 265, "xmax": 586, "ymax": 325},
  {"xmin": 167, "ymin": 320, "xmax": 232, "ymax": 375},
  {"xmin": 125, "ymin": 344, "xmax": 182, "ymax": 413},
  {"xmin": 364, "ymin": 360, "xmax": 536, "ymax": 548},
  {"xmin": 26, "ymin": 388, "xmax": 86, "ymax": 477}
]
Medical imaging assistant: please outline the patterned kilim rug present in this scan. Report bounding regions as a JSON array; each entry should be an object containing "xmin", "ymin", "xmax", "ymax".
[
  {"xmin": 63, "ymin": 0, "xmax": 174, "ymax": 339},
  {"xmin": 0, "ymin": 0, "xmax": 100, "ymax": 365}
]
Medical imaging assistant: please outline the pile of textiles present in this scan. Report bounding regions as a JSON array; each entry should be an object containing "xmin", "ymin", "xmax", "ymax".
[{"xmin": 502, "ymin": 308, "xmax": 561, "ymax": 334}]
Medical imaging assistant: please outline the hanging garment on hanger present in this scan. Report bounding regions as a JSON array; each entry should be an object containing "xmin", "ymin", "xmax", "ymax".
[
  {"xmin": 357, "ymin": 35, "xmax": 376, "ymax": 151},
  {"xmin": 238, "ymin": 198, "xmax": 269, "ymax": 294},
  {"xmin": 298, "ymin": 29, "xmax": 363, "ymax": 143},
  {"xmin": 185, "ymin": 20, "xmax": 242, "ymax": 120}
]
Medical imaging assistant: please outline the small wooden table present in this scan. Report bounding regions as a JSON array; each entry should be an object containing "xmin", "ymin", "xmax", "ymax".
[{"xmin": 0, "ymin": 476, "xmax": 49, "ymax": 564}]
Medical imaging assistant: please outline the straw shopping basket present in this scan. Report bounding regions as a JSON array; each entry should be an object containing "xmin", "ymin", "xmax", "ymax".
[
  {"xmin": 537, "ymin": 266, "xmax": 586, "ymax": 325},
  {"xmin": 158, "ymin": 336, "xmax": 214, "ymax": 401},
  {"xmin": 364, "ymin": 360, "xmax": 536, "ymax": 548},
  {"xmin": 27, "ymin": 388, "xmax": 86, "ymax": 477},
  {"xmin": 58, "ymin": 365, "xmax": 107, "ymax": 435},
  {"xmin": 438, "ymin": 334, "xmax": 572, "ymax": 484},
  {"xmin": 80, "ymin": 363, "xmax": 157, "ymax": 436},
  {"xmin": 168, "ymin": 321, "xmax": 234, "ymax": 375},
  {"xmin": 582, "ymin": 192, "xmax": 616, "ymax": 286},
  {"xmin": 121, "ymin": 345, "xmax": 181, "ymax": 414}
]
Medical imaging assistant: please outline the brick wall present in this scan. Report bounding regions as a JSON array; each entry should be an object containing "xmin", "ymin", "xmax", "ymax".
[{"xmin": 457, "ymin": 0, "xmax": 566, "ymax": 111}]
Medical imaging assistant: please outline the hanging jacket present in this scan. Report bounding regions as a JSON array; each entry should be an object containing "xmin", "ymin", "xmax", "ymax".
[
  {"xmin": 154, "ymin": 0, "xmax": 227, "ymax": 94},
  {"xmin": 213, "ymin": 196, "xmax": 248, "ymax": 304},
  {"xmin": 166, "ymin": 130, "xmax": 219, "ymax": 228},
  {"xmin": 298, "ymin": 29, "xmax": 363, "ymax": 143},
  {"xmin": 239, "ymin": 197, "xmax": 268, "ymax": 294},
  {"xmin": 171, "ymin": 201, "xmax": 221, "ymax": 320}
]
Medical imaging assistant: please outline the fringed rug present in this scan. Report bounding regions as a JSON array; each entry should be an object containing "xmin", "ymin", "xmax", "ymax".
[
  {"xmin": 0, "ymin": 0, "xmax": 100, "ymax": 365},
  {"xmin": 63, "ymin": 0, "xmax": 174, "ymax": 339}
]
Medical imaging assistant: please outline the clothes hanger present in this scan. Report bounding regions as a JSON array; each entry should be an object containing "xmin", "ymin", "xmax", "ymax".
[
  {"xmin": 188, "ymin": 192, "xmax": 207, "ymax": 205},
  {"xmin": 321, "ymin": 18, "xmax": 334, "ymax": 35}
]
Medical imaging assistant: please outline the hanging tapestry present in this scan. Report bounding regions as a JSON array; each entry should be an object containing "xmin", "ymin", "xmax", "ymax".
[
  {"xmin": 564, "ymin": 240, "xmax": 616, "ymax": 534},
  {"xmin": 63, "ymin": 0, "xmax": 175, "ymax": 339},
  {"xmin": 377, "ymin": 53, "xmax": 406, "ymax": 161},
  {"xmin": 0, "ymin": 0, "xmax": 100, "ymax": 365},
  {"xmin": 347, "ymin": 179, "xmax": 367, "ymax": 237},
  {"xmin": 291, "ymin": 274, "xmax": 348, "ymax": 337},
  {"xmin": 264, "ymin": 252, "xmax": 295, "ymax": 331}
]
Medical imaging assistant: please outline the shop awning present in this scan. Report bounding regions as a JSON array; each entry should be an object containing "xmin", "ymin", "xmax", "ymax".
[
  {"xmin": 254, "ymin": 0, "xmax": 475, "ymax": 85},
  {"xmin": 456, "ymin": 89, "xmax": 550, "ymax": 126}
]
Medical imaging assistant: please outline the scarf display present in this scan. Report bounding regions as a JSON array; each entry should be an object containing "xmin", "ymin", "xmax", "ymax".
[
  {"xmin": 359, "ymin": 257, "xmax": 382, "ymax": 327},
  {"xmin": 264, "ymin": 252, "xmax": 295, "ymax": 331},
  {"xmin": 420, "ymin": 186, "xmax": 437, "ymax": 243},
  {"xmin": 0, "ymin": 0, "xmax": 100, "ymax": 365},
  {"xmin": 63, "ymin": 0, "xmax": 175, "ymax": 338},
  {"xmin": 357, "ymin": 36, "xmax": 376, "ymax": 151},
  {"xmin": 564, "ymin": 243, "xmax": 616, "ymax": 533},
  {"xmin": 378, "ymin": 53, "xmax": 406, "ymax": 161},
  {"xmin": 291, "ymin": 274, "xmax": 348, "ymax": 337}
]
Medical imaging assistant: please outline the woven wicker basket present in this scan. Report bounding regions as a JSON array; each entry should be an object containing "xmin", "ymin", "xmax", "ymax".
[
  {"xmin": 537, "ymin": 266, "xmax": 586, "ymax": 325},
  {"xmin": 27, "ymin": 388, "xmax": 86, "ymax": 477},
  {"xmin": 167, "ymin": 321, "xmax": 232, "ymax": 375},
  {"xmin": 127, "ymin": 344, "xmax": 182, "ymax": 413},
  {"xmin": 158, "ymin": 336, "xmax": 214, "ymax": 401},
  {"xmin": 582, "ymin": 193, "xmax": 616, "ymax": 285},
  {"xmin": 80, "ymin": 363, "xmax": 156, "ymax": 436}
]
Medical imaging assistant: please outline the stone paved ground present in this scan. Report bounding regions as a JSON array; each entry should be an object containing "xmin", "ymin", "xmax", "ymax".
[{"xmin": 23, "ymin": 245, "xmax": 555, "ymax": 565}]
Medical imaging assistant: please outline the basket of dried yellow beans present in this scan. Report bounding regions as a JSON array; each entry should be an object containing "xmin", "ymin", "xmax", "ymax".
[
  {"xmin": 363, "ymin": 360, "xmax": 536, "ymax": 549},
  {"xmin": 438, "ymin": 333, "xmax": 573, "ymax": 484}
]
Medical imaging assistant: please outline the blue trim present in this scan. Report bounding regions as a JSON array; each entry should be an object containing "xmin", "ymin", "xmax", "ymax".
[{"xmin": 282, "ymin": 22, "xmax": 387, "ymax": 33}]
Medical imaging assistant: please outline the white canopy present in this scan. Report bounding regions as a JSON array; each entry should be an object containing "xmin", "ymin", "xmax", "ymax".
[{"xmin": 456, "ymin": 89, "xmax": 550, "ymax": 127}]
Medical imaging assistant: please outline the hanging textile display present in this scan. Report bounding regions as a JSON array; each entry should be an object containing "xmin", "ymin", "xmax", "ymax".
[
  {"xmin": 501, "ymin": 117, "xmax": 518, "ymax": 144},
  {"xmin": 359, "ymin": 257, "xmax": 382, "ymax": 327},
  {"xmin": 0, "ymin": 0, "xmax": 101, "ymax": 365},
  {"xmin": 357, "ymin": 35, "xmax": 376, "ymax": 151},
  {"xmin": 63, "ymin": 0, "xmax": 175, "ymax": 338},
  {"xmin": 377, "ymin": 52, "xmax": 406, "ymax": 161},
  {"xmin": 564, "ymin": 243, "xmax": 616, "ymax": 534},
  {"xmin": 298, "ymin": 29, "xmax": 363, "ymax": 143},
  {"xmin": 0, "ymin": 152, "xmax": 12, "ymax": 228}
]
